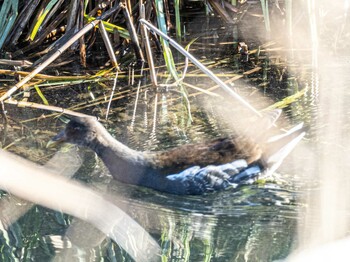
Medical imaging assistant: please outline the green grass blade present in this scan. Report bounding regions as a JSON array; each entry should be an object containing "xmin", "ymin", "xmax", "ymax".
[
  {"xmin": 0, "ymin": 0, "xmax": 18, "ymax": 50},
  {"xmin": 84, "ymin": 14, "xmax": 130, "ymax": 39},
  {"xmin": 34, "ymin": 85, "xmax": 49, "ymax": 105},
  {"xmin": 30, "ymin": 0, "xmax": 59, "ymax": 41},
  {"xmin": 0, "ymin": 0, "xmax": 12, "ymax": 31},
  {"xmin": 264, "ymin": 88, "xmax": 307, "ymax": 110},
  {"xmin": 154, "ymin": 0, "xmax": 179, "ymax": 80},
  {"xmin": 84, "ymin": 0, "xmax": 89, "ymax": 13},
  {"xmin": 174, "ymin": 0, "xmax": 181, "ymax": 41}
]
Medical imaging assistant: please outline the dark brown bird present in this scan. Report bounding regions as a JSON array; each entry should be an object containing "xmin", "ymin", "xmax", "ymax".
[{"xmin": 51, "ymin": 111, "xmax": 305, "ymax": 195}]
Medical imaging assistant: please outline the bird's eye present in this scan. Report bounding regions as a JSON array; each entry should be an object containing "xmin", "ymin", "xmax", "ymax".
[{"xmin": 73, "ymin": 126, "xmax": 82, "ymax": 131}]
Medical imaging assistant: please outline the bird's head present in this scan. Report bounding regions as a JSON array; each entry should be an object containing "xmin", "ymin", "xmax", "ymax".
[{"xmin": 50, "ymin": 116, "xmax": 101, "ymax": 147}]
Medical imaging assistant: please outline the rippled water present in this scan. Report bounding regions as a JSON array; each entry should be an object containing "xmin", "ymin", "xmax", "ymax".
[
  {"xmin": 0, "ymin": 4, "xmax": 328, "ymax": 262},
  {"xmin": 0, "ymin": 83, "xmax": 310, "ymax": 262}
]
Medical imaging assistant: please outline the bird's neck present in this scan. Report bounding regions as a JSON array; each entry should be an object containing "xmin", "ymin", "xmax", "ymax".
[
  {"xmin": 87, "ymin": 129, "xmax": 152, "ymax": 183},
  {"xmin": 92, "ymin": 132, "xmax": 142, "ymax": 161}
]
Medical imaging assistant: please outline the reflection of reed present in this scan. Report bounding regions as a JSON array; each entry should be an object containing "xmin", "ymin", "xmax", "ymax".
[
  {"xmin": 0, "ymin": 148, "xmax": 160, "ymax": 261},
  {"xmin": 116, "ymin": 193, "xmax": 297, "ymax": 262}
]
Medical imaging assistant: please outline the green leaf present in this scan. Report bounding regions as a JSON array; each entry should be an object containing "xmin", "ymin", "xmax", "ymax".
[
  {"xmin": 30, "ymin": 0, "xmax": 59, "ymax": 41},
  {"xmin": 34, "ymin": 85, "xmax": 49, "ymax": 105}
]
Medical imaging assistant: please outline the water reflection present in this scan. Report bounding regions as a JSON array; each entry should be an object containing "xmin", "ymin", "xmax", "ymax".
[
  {"xmin": 0, "ymin": 111, "xmax": 303, "ymax": 261},
  {"xmin": 0, "ymin": 4, "xmax": 317, "ymax": 261},
  {"xmin": 107, "ymin": 178, "xmax": 298, "ymax": 261},
  {"xmin": 0, "ymin": 69, "xmax": 309, "ymax": 262}
]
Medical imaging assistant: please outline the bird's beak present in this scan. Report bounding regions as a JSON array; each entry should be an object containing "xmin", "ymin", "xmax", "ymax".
[{"xmin": 47, "ymin": 130, "xmax": 67, "ymax": 148}]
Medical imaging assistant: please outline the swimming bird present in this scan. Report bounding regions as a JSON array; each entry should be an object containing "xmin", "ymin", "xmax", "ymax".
[{"xmin": 51, "ymin": 112, "xmax": 305, "ymax": 195}]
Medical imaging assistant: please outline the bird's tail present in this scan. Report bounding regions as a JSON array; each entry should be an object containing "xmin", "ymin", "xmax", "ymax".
[{"xmin": 262, "ymin": 122, "xmax": 306, "ymax": 176}]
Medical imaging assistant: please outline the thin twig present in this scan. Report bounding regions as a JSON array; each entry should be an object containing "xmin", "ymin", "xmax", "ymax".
[
  {"xmin": 105, "ymin": 70, "xmax": 119, "ymax": 120},
  {"xmin": 0, "ymin": 101, "xmax": 8, "ymax": 146},
  {"xmin": 0, "ymin": 19, "xmax": 101, "ymax": 102},
  {"xmin": 130, "ymin": 63, "xmax": 145, "ymax": 130},
  {"xmin": 140, "ymin": 2, "xmax": 157, "ymax": 87},
  {"xmin": 139, "ymin": 19, "xmax": 262, "ymax": 117},
  {"xmin": 5, "ymin": 99, "xmax": 92, "ymax": 118},
  {"xmin": 99, "ymin": 21, "xmax": 119, "ymax": 69},
  {"xmin": 121, "ymin": 2, "xmax": 144, "ymax": 61}
]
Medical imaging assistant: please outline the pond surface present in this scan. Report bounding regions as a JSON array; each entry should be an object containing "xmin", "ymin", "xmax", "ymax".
[{"xmin": 2, "ymin": 2, "xmax": 349, "ymax": 262}]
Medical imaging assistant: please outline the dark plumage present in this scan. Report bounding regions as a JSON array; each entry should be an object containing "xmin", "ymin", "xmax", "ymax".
[{"xmin": 51, "ymin": 112, "xmax": 305, "ymax": 195}]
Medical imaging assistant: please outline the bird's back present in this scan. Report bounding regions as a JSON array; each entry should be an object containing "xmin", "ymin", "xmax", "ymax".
[{"xmin": 146, "ymin": 136, "xmax": 263, "ymax": 175}]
